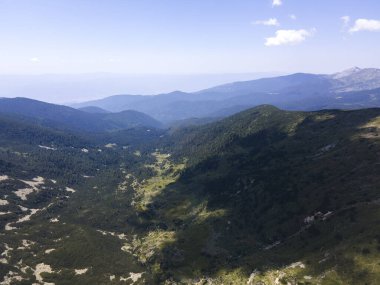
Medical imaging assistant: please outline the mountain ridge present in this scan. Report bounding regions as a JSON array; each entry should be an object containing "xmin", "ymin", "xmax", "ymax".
[
  {"xmin": 72, "ymin": 67, "xmax": 380, "ymax": 122},
  {"xmin": 0, "ymin": 97, "xmax": 163, "ymax": 132}
]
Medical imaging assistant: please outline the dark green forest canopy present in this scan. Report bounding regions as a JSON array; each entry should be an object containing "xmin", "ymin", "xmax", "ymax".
[{"xmin": 0, "ymin": 105, "xmax": 379, "ymax": 284}]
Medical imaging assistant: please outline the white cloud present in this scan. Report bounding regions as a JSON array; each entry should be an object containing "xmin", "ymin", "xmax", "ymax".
[
  {"xmin": 341, "ymin": 16, "xmax": 350, "ymax": 26},
  {"xmin": 289, "ymin": 14, "xmax": 297, "ymax": 20},
  {"xmin": 254, "ymin": 18, "xmax": 280, "ymax": 26},
  {"xmin": 29, "ymin": 57, "xmax": 40, "ymax": 62},
  {"xmin": 265, "ymin": 29, "xmax": 314, "ymax": 46},
  {"xmin": 349, "ymin": 18, "xmax": 380, "ymax": 33},
  {"xmin": 272, "ymin": 0, "xmax": 282, "ymax": 7}
]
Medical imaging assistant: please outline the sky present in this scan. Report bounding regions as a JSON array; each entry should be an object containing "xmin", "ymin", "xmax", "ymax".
[{"xmin": 0, "ymin": 0, "xmax": 379, "ymax": 102}]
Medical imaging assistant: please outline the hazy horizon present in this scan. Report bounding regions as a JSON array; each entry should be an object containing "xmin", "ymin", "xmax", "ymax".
[
  {"xmin": 1, "ymin": 0, "xmax": 379, "ymax": 102},
  {"xmin": 0, "ymin": 72, "xmax": 285, "ymax": 104},
  {"xmin": 0, "ymin": 66, "xmax": 377, "ymax": 104}
]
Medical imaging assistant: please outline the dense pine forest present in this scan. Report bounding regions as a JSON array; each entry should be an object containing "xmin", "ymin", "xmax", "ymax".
[{"xmin": 0, "ymin": 105, "xmax": 379, "ymax": 284}]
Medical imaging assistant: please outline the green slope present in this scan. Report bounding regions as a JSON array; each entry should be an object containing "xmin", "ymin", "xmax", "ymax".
[
  {"xmin": 0, "ymin": 97, "xmax": 163, "ymax": 132},
  {"xmin": 0, "ymin": 105, "xmax": 380, "ymax": 284},
  {"xmin": 143, "ymin": 105, "xmax": 380, "ymax": 284}
]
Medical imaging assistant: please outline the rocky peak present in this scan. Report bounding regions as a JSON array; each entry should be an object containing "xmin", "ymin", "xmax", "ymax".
[{"xmin": 332, "ymin": 67, "xmax": 362, "ymax": 79}]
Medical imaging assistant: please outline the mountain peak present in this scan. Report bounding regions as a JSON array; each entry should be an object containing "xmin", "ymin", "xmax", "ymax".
[
  {"xmin": 332, "ymin": 67, "xmax": 362, "ymax": 79},
  {"xmin": 347, "ymin": 66, "xmax": 361, "ymax": 72}
]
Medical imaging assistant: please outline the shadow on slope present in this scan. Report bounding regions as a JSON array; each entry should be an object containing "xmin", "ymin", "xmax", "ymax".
[{"xmin": 138, "ymin": 107, "xmax": 380, "ymax": 283}]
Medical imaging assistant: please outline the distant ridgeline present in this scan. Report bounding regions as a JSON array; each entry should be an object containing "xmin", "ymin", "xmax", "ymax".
[
  {"xmin": 72, "ymin": 67, "xmax": 380, "ymax": 124},
  {"xmin": 0, "ymin": 97, "xmax": 163, "ymax": 132}
]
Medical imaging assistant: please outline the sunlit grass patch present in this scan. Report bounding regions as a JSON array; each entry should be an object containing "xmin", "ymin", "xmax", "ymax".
[
  {"xmin": 132, "ymin": 152, "xmax": 185, "ymax": 211},
  {"xmin": 130, "ymin": 230, "xmax": 176, "ymax": 264}
]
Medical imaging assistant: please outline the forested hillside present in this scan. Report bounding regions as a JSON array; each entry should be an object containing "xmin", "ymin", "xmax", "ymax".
[
  {"xmin": 0, "ymin": 98, "xmax": 162, "ymax": 132},
  {"xmin": 0, "ymin": 106, "xmax": 379, "ymax": 284}
]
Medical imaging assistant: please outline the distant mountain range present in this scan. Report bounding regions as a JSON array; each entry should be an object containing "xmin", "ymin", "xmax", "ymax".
[
  {"xmin": 0, "ymin": 72, "xmax": 279, "ymax": 103},
  {"xmin": 0, "ymin": 97, "xmax": 162, "ymax": 132},
  {"xmin": 1, "ymin": 67, "xmax": 380, "ymax": 132},
  {"xmin": 72, "ymin": 67, "xmax": 380, "ymax": 123}
]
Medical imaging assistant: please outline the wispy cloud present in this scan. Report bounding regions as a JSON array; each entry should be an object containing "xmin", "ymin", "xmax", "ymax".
[
  {"xmin": 289, "ymin": 14, "xmax": 297, "ymax": 20},
  {"xmin": 265, "ymin": 29, "xmax": 314, "ymax": 46},
  {"xmin": 29, "ymin": 57, "xmax": 40, "ymax": 62},
  {"xmin": 272, "ymin": 0, "xmax": 282, "ymax": 7},
  {"xmin": 349, "ymin": 18, "xmax": 380, "ymax": 33},
  {"xmin": 341, "ymin": 16, "xmax": 350, "ymax": 26},
  {"xmin": 253, "ymin": 18, "xmax": 280, "ymax": 26}
]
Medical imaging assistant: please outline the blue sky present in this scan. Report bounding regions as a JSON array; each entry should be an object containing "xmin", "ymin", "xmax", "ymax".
[{"xmin": 1, "ymin": 0, "xmax": 380, "ymax": 75}]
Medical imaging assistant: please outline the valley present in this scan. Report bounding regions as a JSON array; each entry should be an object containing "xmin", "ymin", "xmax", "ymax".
[{"xmin": 0, "ymin": 103, "xmax": 379, "ymax": 284}]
